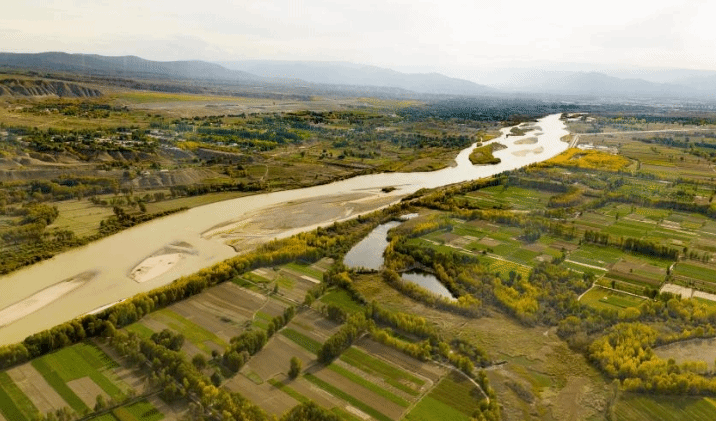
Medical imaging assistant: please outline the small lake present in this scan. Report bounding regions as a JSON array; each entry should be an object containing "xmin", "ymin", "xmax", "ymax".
[
  {"xmin": 344, "ymin": 220, "xmax": 456, "ymax": 300},
  {"xmin": 344, "ymin": 221, "xmax": 401, "ymax": 271},
  {"xmin": 402, "ymin": 271, "xmax": 455, "ymax": 300}
]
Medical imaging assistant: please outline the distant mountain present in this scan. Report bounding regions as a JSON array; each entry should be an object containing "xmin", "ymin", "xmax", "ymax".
[
  {"xmin": 0, "ymin": 52, "xmax": 260, "ymax": 83},
  {"xmin": 217, "ymin": 60, "xmax": 496, "ymax": 95},
  {"xmin": 497, "ymin": 70, "xmax": 702, "ymax": 98}
]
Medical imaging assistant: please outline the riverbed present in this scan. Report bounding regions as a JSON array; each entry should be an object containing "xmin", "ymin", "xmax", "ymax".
[{"xmin": 0, "ymin": 114, "xmax": 569, "ymax": 345}]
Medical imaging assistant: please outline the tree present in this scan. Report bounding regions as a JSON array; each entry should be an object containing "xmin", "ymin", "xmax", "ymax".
[
  {"xmin": 288, "ymin": 356, "xmax": 302, "ymax": 379},
  {"xmin": 94, "ymin": 394, "xmax": 106, "ymax": 411},
  {"xmin": 211, "ymin": 371, "xmax": 223, "ymax": 387},
  {"xmin": 192, "ymin": 353, "xmax": 207, "ymax": 370}
]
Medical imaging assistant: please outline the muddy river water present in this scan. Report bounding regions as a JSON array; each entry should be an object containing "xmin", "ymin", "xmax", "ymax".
[{"xmin": 0, "ymin": 113, "xmax": 568, "ymax": 345}]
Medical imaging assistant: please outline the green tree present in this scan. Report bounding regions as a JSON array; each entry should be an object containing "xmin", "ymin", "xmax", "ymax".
[{"xmin": 288, "ymin": 356, "xmax": 302, "ymax": 379}]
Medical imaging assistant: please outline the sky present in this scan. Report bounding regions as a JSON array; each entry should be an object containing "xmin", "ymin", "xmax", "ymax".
[{"xmin": 2, "ymin": 0, "xmax": 715, "ymax": 82}]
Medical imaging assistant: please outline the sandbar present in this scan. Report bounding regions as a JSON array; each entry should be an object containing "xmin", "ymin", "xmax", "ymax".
[{"xmin": 0, "ymin": 272, "xmax": 94, "ymax": 327}]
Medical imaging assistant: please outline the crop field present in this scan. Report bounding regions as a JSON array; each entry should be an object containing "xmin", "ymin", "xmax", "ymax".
[
  {"xmin": 87, "ymin": 399, "xmax": 166, "ymax": 421},
  {"xmin": 127, "ymin": 281, "xmax": 293, "ymax": 357},
  {"xmin": 0, "ymin": 340, "xmax": 161, "ymax": 421},
  {"xmin": 404, "ymin": 372, "xmax": 486, "ymax": 421},
  {"xmin": 673, "ymin": 262, "xmax": 716, "ymax": 284},
  {"xmin": 224, "ymin": 298, "xmax": 446, "ymax": 420},
  {"xmin": 579, "ymin": 286, "xmax": 646, "ymax": 312},
  {"xmin": 613, "ymin": 393, "xmax": 716, "ymax": 421},
  {"xmin": 0, "ymin": 371, "xmax": 38, "ymax": 421},
  {"xmin": 319, "ymin": 288, "xmax": 365, "ymax": 314},
  {"xmin": 50, "ymin": 200, "xmax": 116, "ymax": 237},
  {"xmin": 462, "ymin": 185, "xmax": 553, "ymax": 211},
  {"xmin": 30, "ymin": 343, "xmax": 127, "ymax": 412}
]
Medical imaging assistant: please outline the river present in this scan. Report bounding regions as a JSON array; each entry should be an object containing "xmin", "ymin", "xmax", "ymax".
[{"xmin": 0, "ymin": 113, "xmax": 568, "ymax": 345}]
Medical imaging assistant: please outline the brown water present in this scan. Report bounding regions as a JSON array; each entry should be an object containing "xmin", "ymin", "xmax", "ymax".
[{"xmin": 0, "ymin": 114, "xmax": 568, "ymax": 345}]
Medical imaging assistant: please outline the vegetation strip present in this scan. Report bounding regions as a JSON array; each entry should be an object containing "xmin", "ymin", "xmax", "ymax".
[
  {"xmin": 341, "ymin": 347, "xmax": 424, "ymax": 387},
  {"xmin": 279, "ymin": 328, "xmax": 322, "ymax": 354},
  {"xmin": 31, "ymin": 358, "xmax": 89, "ymax": 412},
  {"xmin": 303, "ymin": 373, "xmax": 393, "ymax": 421},
  {"xmin": 267, "ymin": 378, "xmax": 309, "ymax": 404},
  {"xmin": 0, "ymin": 372, "xmax": 34, "ymax": 421},
  {"xmin": 328, "ymin": 363, "xmax": 409, "ymax": 407}
]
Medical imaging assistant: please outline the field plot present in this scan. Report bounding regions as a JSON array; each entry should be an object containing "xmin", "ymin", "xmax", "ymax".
[
  {"xmin": 462, "ymin": 186, "xmax": 553, "ymax": 211},
  {"xmin": 30, "ymin": 342, "xmax": 129, "ymax": 413},
  {"xmin": 670, "ymin": 262, "xmax": 716, "ymax": 295},
  {"xmin": 6, "ymin": 364, "xmax": 66, "ymax": 416},
  {"xmin": 579, "ymin": 286, "xmax": 646, "ymax": 313},
  {"xmin": 50, "ymin": 200, "xmax": 116, "ymax": 237},
  {"xmin": 613, "ymin": 393, "xmax": 716, "ymax": 421},
  {"xmin": 238, "ymin": 262, "xmax": 323, "ymax": 305},
  {"xmin": 0, "ymin": 371, "xmax": 39, "ymax": 421},
  {"xmin": 86, "ymin": 399, "xmax": 166, "ymax": 421},
  {"xmin": 227, "ymin": 305, "xmax": 445, "ymax": 420},
  {"xmin": 482, "ymin": 256, "xmax": 531, "ymax": 279},
  {"xmin": 404, "ymin": 372, "xmax": 486, "ymax": 421},
  {"xmin": 319, "ymin": 289, "xmax": 365, "ymax": 314},
  {"xmin": 568, "ymin": 244, "xmax": 623, "ymax": 269},
  {"xmin": 127, "ymin": 282, "xmax": 281, "ymax": 355}
]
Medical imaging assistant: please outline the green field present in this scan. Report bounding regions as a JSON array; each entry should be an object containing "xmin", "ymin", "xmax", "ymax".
[
  {"xmin": 674, "ymin": 262, "xmax": 716, "ymax": 283},
  {"xmin": 153, "ymin": 308, "xmax": 228, "ymax": 353},
  {"xmin": 280, "ymin": 328, "xmax": 322, "ymax": 354},
  {"xmin": 613, "ymin": 394, "xmax": 716, "ymax": 421},
  {"xmin": 31, "ymin": 341, "xmax": 125, "ymax": 413},
  {"xmin": 327, "ymin": 363, "xmax": 409, "ymax": 407},
  {"xmin": 405, "ymin": 372, "xmax": 485, "ymax": 421},
  {"xmin": 579, "ymin": 287, "xmax": 646, "ymax": 312},
  {"xmin": 303, "ymin": 373, "xmax": 392, "ymax": 421},
  {"xmin": 124, "ymin": 322, "xmax": 156, "ymax": 339},
  {"xmin": 320, "ymin": 289, "xmax": 365, "ymax": 314},
  {"xmin": 122, "ymin": 399, "xmax": 165, "ymax": 421},
  {"xmin": 267, "ymin": 378, "xmax": 309, "ymax": 404},
  {"xmin": 340, "ymin": 347, "xmax": 424, "ymax": 396},
  {"xmin": 0, "ymin": 372, "xmax": 37, "ymax": 421},
  {"xmin": 282, "ymin": 261, "xmax": 324, "ymax": 281}
]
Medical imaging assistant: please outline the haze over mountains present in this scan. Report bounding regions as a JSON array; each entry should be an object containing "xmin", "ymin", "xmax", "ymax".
[{"xmin": 1, "ymin": 52, "xmax": 715, "ymax": 101}]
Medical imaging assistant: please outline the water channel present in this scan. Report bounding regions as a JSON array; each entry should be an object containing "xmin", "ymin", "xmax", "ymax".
[{"xmin": 0, "ymin": 113, "xmax": 568, "ymax": 345}]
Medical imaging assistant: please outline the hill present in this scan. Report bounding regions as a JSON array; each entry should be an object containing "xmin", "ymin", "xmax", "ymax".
[
  {"xmin": 0, "ymin": 52, "xmax": 260, "ymax": 83},
  {"xmin": 0, "ymin": 77, "xmax": 101, "ymax": 97},
  {"xmin": 218, "ymin": 60, "xmax": 496, "ymax": 95}
]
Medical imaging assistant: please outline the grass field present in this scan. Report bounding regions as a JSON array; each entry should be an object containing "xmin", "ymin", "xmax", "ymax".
[
  {"xmin": 579, "ymin": 286, "xmax": 646, "ymax": 312},
  {"xmin": 319, "ymin": 289, "xmax": 365, "ymax": 314},
  {"xmin": 613, "ymin": 393, "xmax": 716, "ymax": 421}
]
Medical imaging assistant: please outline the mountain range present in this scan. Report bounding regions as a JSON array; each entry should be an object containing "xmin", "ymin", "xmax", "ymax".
[{"xmin": 1, "ymin": 52, "xmax": 715, "ymax": 100}]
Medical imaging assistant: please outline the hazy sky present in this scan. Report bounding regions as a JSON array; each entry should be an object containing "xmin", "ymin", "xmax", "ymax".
[{"xmin": 2, "ymin": 0, "xmax": 715, "ymax": 80}]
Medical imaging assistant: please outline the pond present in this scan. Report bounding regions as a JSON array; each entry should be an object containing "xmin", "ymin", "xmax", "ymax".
[{"xmin": 344, "ymin": 220, "xmax": 456, "ymax": 300}]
